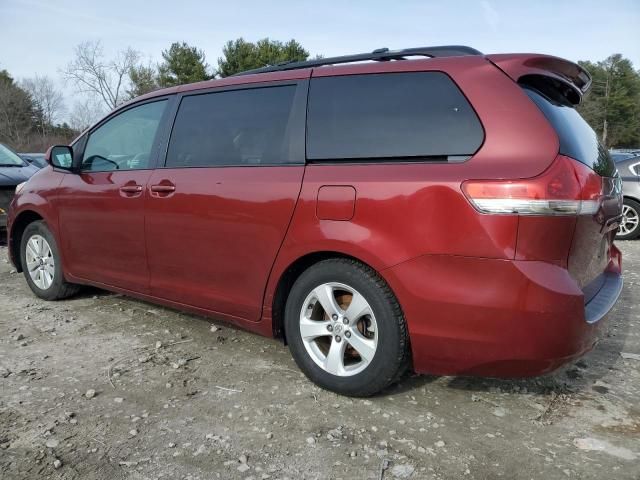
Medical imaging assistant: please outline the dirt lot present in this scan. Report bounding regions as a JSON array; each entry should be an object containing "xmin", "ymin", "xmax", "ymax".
[{"xmin": 0, "ymin": 238, "xmax": 639, "ymax": 480}]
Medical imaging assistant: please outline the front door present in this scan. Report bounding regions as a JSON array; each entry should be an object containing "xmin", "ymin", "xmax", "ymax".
[
  {"xmin": 58, "ymin": 99, "xmax": 169, "ymax": 291},
  {"xmin": 145, "ymin": 83, "xmax": 306, "ymax": 321}
]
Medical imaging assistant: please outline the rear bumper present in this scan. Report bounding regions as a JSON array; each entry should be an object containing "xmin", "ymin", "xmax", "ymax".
[
  {"xmin": 585, "ymin": 272, "xmax": 623, "ymax": 324},
  {"xmin": 383, "ymin": 254, "xmax": 622, "ymax": 377}
]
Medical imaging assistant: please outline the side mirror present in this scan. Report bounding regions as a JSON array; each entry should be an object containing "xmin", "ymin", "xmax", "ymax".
[{"xmin": 45, "ymin": 145, "xmax": 74, "ymax": 170}]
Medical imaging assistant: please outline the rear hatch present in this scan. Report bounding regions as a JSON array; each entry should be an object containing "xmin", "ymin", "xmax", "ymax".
[
  {"xmin": 465, "ymin": 54, "xmax": 623, "ymax": 315},
  {"xmin": 522, "ymin": 87, "xmax": 623, "ymax": 299}
]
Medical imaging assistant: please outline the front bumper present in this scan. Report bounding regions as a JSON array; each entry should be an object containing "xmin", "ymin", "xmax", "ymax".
[{"xmin": 383, "ymin": 254, "xmax": 622, "ymax": 377}]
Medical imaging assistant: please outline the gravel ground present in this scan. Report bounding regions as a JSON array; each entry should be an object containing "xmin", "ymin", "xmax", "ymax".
[{"xmin": 0, "ymin": 238, "xmax": 638, "ymax": 480}]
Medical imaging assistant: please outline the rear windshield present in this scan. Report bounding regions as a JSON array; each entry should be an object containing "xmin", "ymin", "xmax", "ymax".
[{"xmin": 524, "ymin": 88, "xmax": 616, "ymax": 177}]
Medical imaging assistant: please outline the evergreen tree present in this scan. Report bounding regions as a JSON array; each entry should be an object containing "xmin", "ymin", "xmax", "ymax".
[
  {"xmin": 157, "ymin": 42, "xmax": 210, "ymax": 87},
  {"xmin": 217, "ymin": 38, "xmax": 309, "ymax": 77},
  {"xmin": 128, "ymin": 64, "xmax": 159, "ymax": 98},
  {"xmin": 578, "ymin": 54, "xmax": 640, "ymax": 148}
]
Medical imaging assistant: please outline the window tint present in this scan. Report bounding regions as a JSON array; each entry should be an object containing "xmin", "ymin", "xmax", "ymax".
[
  {"xmin": 524, "ymin": 88, "xmax": 616, "ymax": 177},
  {"xmin": 307, "ymin": 72, "xmax": 483, "ymax": 160},
  {"xmin": 82, "ymin": 100, "xmax": 167, "ymax": 171},
  {"xmin": 166, "ymin": 85, "xmax": 297, "ymax": 167}
]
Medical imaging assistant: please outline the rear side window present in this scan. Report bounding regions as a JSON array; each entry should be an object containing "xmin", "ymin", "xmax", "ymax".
[
  {"xmin": 524, "ymin": 88, "xmax": 616, "ymax": 177},
  {"xmin": 306, "ymin": 72, "xmax": 483, "ymax": 161},
  {"xmin": 166, "ymin": 85, "xmax": 296, "ymax": 167}
]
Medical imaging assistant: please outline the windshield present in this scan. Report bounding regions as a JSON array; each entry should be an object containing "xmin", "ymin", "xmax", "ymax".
[{"xmin": 0, "ymin": 144, "xmax": 25, "ymax": 166}]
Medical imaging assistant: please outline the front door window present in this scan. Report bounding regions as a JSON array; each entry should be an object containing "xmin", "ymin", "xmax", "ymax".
[{"xmin": 82, "ymin": 100, "xmax": 167, "ymax": 171}]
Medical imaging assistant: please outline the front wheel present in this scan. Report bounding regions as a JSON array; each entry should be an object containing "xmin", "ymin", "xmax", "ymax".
[
  {"xmin": 20, "ymin": 221, "xmax": 79, "ymax": 300},
  {"xmin": 617, "ymin": 198, "xmax": 640, "ymax": 240},
  {"xmin": 284, "ymin": 258, "xmax": 409, "ymax": 396}
]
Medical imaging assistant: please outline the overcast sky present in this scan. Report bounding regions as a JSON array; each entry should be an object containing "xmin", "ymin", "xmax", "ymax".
[{"xmin": 1, "ymin": 0, "xmax": 639, "ymax": 121}]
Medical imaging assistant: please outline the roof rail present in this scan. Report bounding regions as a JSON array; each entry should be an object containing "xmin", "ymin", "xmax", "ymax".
[{"xmin": 232, "ymin": 45, "xmax": 483, "ymax": 76}]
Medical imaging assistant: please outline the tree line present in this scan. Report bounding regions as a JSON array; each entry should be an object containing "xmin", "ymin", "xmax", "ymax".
[
  {"xmin": 1, "ymin": 39, "xmax": 639, "ymax": 153},
  {"xmin": 578, "ymin": 55, "xmax": 640, "ymax": 148}
]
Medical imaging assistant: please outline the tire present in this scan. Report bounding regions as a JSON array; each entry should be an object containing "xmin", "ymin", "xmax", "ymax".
[
  {"xmin": 617, "ymin": 198, "xmax": 640, "ymax": 240},
  {"xmin": 20, "ymin": 220, "xmax": 79, "ymax": 300},
  {"xmin": 284, "ymin": 258, "xmax": 409, "ymax": 397}
]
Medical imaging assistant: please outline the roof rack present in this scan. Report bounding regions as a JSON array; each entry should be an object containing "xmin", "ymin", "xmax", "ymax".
[{"xmin": 232, "ymin": 45, "xmax": 483, "ymax": 76}]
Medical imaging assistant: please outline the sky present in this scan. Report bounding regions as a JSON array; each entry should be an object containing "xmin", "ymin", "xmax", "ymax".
[{"xmin": 1, "ymin": 0, "xmax": 639, "ymax": 122}]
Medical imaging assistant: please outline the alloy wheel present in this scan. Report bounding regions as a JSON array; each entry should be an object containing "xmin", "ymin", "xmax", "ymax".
[
  {"xmin": 299, "ymin": 282, "xmax": 378, "ymax": 377},
  {"xmin": 619, "ymin": 204, "xmax": 639, "ymax": 237},
  {"xmin": 25, "ymin": 234, "xmax": 55, "ymax": 290}
]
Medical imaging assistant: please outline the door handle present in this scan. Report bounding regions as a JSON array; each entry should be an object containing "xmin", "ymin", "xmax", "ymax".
[
  {"xmin": 120, "ymin": 185, "xmax": 143, "ymax": 193},
  {"xmin": 119, "ymin": 184, "xmax": 143, "ymax": 197},
  {"xmin": 150, "ymin": 181, "xmax": 176, "ymax": 197},
  {"xmin": 150, "ymin": 185, "xmax": 176, "ymax": 193}
]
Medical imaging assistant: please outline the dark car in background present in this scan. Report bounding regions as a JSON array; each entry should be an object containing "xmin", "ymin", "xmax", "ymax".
[
  {"xmin": 18, "ymin": 153, "xmax": 47, "ymax": 169},
  {"xmin": 610, "ymin": 149, "xmax": 640, "ymax": 163},
  {"xmin": 0, "ymin": 143, "xmax": 39, "ymax": 228},
  {"xmin": 617, "ymin": 154, "xmax": 640, "ymax": 240}
]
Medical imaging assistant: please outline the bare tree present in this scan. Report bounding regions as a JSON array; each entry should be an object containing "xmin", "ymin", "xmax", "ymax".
[
  {"xmin": 0, "ymin": 70, "xmax": 35, "ymax": 149},
  {"xmin": 69, "ymin": 97, "xmax": 105, "ymax": 132},
  {"xmin": 63, "ymin": 41, "xmax": 139, "ymax": 110},
  {"xmin": 21, "ymin": 75, "xmax": 65, "ymax": 135}
]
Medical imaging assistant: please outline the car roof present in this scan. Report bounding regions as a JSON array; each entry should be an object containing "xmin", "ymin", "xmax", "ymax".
[
  {"xmin": 132, "ymin": 68, "xmax": 313, "ymax": 104},
  {"xmin": 126, "ymin": 50, "xmax": 588, "ymax": 109}
]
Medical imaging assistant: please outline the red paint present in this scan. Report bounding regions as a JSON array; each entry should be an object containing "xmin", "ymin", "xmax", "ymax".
[
  {"xmin": 7, "ymin": 52, "xmax": 622, "ymax": 379},
  {"xmin": 381, "ymin": 255, "xmax": 592, "ymax": 376},
  {"xmin": 58, "ymin": 171, "xmax": 152, "ymax": 291},
  {"xmin": 487, "ymin": 54, "xmax": 592, "ymax": 98},
  {"xmin": 144, "ymin": 166, "xmax": 304, "ymax": 321}
]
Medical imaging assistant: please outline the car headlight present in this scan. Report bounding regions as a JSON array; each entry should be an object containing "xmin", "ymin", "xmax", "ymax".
[{"xmin": 15, "ymin": 181, "xmax": 26, "ymax": 194}]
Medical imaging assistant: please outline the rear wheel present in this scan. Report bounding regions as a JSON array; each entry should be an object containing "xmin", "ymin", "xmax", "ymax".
[
  {"xmin": 617, "ymin": 198, "xmax": 640, "ymax": 240},
  {"xmin": 284, "ymin": 258, "xmax": 409, "ymax": 396},
  {"xmin": 20, "ymin": 221, "xmax": 79, "ymax": 300}
]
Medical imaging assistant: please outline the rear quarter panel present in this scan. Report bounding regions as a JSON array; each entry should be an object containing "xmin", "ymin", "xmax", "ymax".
[{"xmin": 264, "ymin": 56, "xmax": 560, "ymax": 317}]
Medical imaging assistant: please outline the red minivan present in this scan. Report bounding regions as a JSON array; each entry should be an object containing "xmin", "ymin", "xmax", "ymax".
[{"xmin": 7, "ymin": 46, "xmax": 624, "ymax": 396}]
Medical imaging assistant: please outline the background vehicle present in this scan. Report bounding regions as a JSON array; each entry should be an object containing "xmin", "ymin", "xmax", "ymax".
[
  {"xmin": 18, "ymin": 153, "xmax": 47, "ymax": 169},
  {"xmin": 610, "ymin": 149, "xmax": 640, "ymax": 163},
  {"xmin": 7, "ymin": 46, "xmax": 623, "ymax": 396},
  {"xmin": 616, "ymin": 154, "xmax": 640, "ymax": 239},
  {"xmin": 0, "ymin": 143, "xmax": 39, "ymax": 229}
]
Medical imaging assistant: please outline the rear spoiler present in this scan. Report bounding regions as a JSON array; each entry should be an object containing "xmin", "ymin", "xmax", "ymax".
[{"xmin": 487, "ymin": 54, "xmax": 592, "ymax": 106}]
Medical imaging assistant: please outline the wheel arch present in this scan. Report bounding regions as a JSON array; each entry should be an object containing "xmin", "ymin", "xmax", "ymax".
[
  {"xmin": 9, "ymin": 210, "xmax": 44, "ymax": 273},
  {"xmin": 270, "ymin": 250, "xmax": 395, "ymax": 342}
]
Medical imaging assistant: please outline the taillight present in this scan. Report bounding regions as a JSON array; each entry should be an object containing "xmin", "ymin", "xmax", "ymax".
[{"xmin": 462, "ymin": 155, "xmax": 602, "ymax": 215}]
